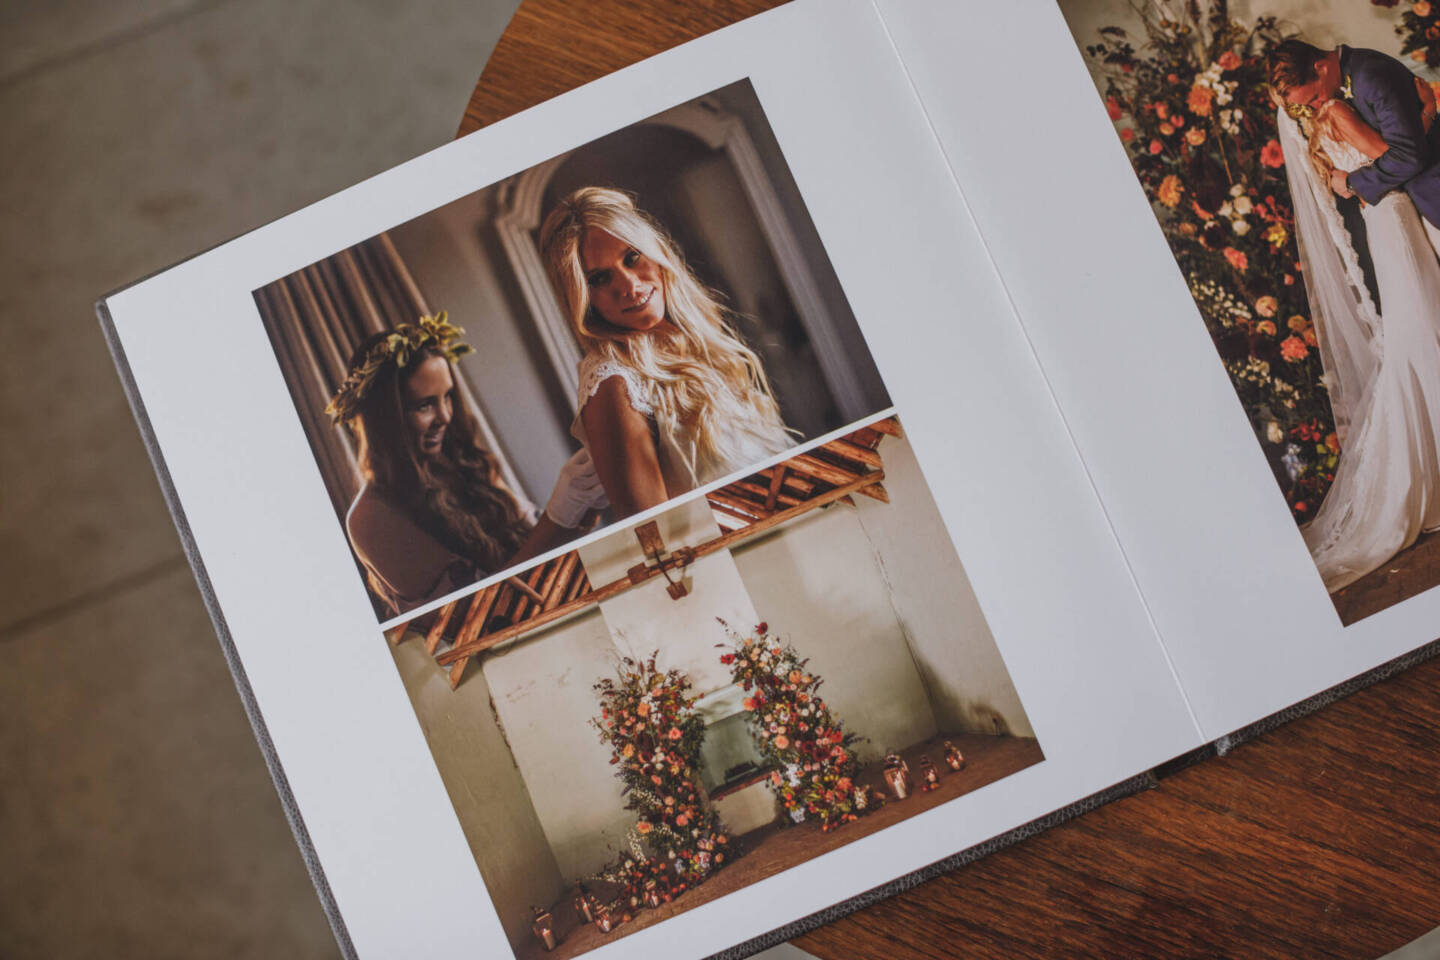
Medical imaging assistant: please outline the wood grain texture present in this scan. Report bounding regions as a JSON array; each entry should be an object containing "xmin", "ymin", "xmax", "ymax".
[
  {"xmin": 461, "ymin": 3, "xmax": 1440, "ymax": 956},
  {"xmin": 459, "ymin": 0, "xmax": 786, "ymax": 136}
]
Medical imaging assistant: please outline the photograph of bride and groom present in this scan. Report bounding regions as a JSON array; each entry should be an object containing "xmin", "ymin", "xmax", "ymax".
[{"xmin": 1061, "ymin": 0, "xmax": 1440, "ymax": 624}]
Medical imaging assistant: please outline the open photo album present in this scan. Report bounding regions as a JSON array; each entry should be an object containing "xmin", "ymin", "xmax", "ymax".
[{"xmin": 98, "ymin": 1, "xmax": 1440, "ymax": 957}]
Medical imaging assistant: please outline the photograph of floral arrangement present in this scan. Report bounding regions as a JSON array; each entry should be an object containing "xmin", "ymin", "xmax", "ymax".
[
  {"xmin": 381, "ymin": 418, "xmax": 1042, "ymax": 958},
  {"xmin": 1061, "ymin": 0, "xmax": 1440, "ymax": 623},
  {"xmin": 1374, "ymin": 0, "xmax": 1440, "ymax": 69}
]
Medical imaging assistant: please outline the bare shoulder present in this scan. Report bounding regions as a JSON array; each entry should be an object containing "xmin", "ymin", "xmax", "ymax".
[{"xmin": 345, "ymin": 486, "xmax": 411, "ymax": 557}]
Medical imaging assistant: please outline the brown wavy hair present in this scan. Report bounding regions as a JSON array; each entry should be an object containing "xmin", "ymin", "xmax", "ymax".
[{"xmin": 345, "ymin": 332, "xmax": 529, "ymax": 576}]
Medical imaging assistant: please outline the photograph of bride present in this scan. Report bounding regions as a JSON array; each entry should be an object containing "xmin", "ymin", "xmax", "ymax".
[
  {"xmin": 252, "ymin": 79, "xmax": 891, "ymax": 621},
  {"xmin": 1059, "ymin": 0, "xmax": 1440, "ymax": 623}
]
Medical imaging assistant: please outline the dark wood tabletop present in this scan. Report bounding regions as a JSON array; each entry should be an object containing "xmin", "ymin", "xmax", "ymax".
[{"xmin": 459, "ymin": 3, "xmax": 1440, "ymax": 956}]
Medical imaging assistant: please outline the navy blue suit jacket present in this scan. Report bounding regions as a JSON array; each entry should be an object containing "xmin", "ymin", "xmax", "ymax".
[{"xmin": 1341, "ymin": 45, "xmax": 1440, "ymax": 226}]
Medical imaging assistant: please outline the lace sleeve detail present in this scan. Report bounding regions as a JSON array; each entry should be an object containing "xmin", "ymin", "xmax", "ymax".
[{"xmin": 576, "ymin": 354, "xmax": 655, "ymax": 418}]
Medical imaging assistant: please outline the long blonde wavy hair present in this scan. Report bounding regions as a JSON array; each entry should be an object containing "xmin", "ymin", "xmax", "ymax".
[{"xmin": 539, "ymin": 186, "xmax": 792, "ymax": 483}]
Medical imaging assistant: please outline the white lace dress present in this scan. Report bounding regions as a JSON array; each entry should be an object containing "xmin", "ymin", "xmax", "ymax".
[
  {"xmin": 1301, "ymin": 133, "xmax": 1440, "ymax": 591},
  {"xmin": 571, "ymin": 351, "xmax": 792, "ymax": 498}
]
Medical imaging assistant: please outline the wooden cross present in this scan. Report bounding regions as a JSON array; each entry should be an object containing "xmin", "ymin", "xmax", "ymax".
[{"xmin": 626, "ymin": 520, "xmax": 696, "ymax": 600}]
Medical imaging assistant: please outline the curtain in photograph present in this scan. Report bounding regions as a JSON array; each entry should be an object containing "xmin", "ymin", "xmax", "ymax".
[{"xmin": 255, "ymin": 233, "xmax": 430, "ymax": 519}]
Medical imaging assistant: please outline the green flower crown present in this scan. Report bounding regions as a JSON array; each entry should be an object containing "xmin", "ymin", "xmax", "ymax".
[{"xmin": 325, "ymin": 311, "xmax": 473, "ymax": 424}]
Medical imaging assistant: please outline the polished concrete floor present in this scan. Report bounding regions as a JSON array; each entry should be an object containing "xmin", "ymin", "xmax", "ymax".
[{"xmin": 0, "ymin": 2, "xmax": 516, "ymax": 956}]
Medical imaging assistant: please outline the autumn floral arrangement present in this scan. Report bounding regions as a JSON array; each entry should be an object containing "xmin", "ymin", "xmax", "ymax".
[
  {"xmin": 718, "ymin": 623, "xmax": 883, "ymax": 832},
  {"xmin": 1084, "ymin": 1, "xmax": 1340, "ymax": 518},
  {"xmin": 590, "ymin": 655, "xmax": 729, "ymax": 910},
  {"xmin": 1374, "ymin": 0, "xmax": 1440, "ymax": 69}
]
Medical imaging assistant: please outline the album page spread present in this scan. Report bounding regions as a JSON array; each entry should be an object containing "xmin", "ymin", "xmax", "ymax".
[
  {"xmin": 879, "ymin": 0, "xmax": 1440, "ymax": 742},
  {"xmin": 96, "ymin": 1, "xmax": 1234, "ymax": 957}
]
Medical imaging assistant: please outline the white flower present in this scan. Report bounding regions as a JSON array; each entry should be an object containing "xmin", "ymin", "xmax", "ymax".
[
  {"xmin": 1233, "ymin": 195, "xmax": 1253, "ymax": 215},
  {"xmin": 1219, "ymin": 201, "xmax": 1234, "ymax": 217},
  {"xmin": 1229, "ymin": 182, "xmax": 1246, "ymax": 198},
  {"xmin": 1231, "ymin": 218, "xmax": 1251, "ymax": 236},
  {"xmin": 1265, "ymin": 421, "xmax": 1283, "ymax": 444}
]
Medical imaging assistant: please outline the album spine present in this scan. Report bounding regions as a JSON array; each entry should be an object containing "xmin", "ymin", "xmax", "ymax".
[{"xmin": 95, "ymin": 298, "xmax": 360, "ymax": 960}]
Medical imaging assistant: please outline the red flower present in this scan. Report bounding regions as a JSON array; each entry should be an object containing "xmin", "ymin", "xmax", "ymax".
[
  {"xmin": 1260, "ymin": 140, "xmax": 1286, "ymax": 168},
  {"xmin": 1106, "ymin": 97, "xmax": 1123, "ymax": 120},
  {"xmin": 668, "ymin": 727, "xmax": 683, "ymax": 740},
  {"xmin": 1223, "ymin": 247, "xmax": 1249, "ymax": 272},
  {"xmin": 1149, "ymin": 139, "xmax": 1163, "ymax": 155},
  {"xmin": 719, "ymin": 653, "xmax": 735, "ymax": 665},
  {"xmin": 1280, "ymin": 335, "xmax": 1309, "ymax": 361},
  {"xmin": 1120, "ymin": 127, "xmax": 1135, "ymax": 142},
  {"xmin": 1217, "ymin": 51, "xmax": 1242, "ymax": 71}
]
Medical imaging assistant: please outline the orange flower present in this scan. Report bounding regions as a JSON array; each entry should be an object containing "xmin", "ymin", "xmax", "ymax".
[
  {"xmin": 1280, "ymin": 335, "xmax": 1309, "ymax": 361},
  {"xmin": 668, "ymin": 726, "xmax": 683, "ymax": 740},
  {"xmin": 1149, "ymin": 139, "xmax": 1164, "ymax": 155},
  {"xmin": 1160, "ymin": 122, "xmax": 1175, "ymax": 136},
  {"xmin": 1255, "ymin": 296, "xmax": 1278, "ymax": 318},
  {"xmin": 1155, "ymin": 102, "xmax": 1170, "ymax": 119},
  {"xmin": 636, "ymin": 821, "xmax": 653, "ymax": 834},
  {"xmin": 1303, "ymin": 328, "xmax": 1318, "ymax": 347},
  {"xmin": 675, "ymin": 814, "xmax": 689, "ymax": 827},
  {"xmin": 1218, "ymin": 51, "xmax": 1242, "ymax": 71},
  {"xmin": 622, "ymin": 743, "xmax": 635, "ymax": 758},
  {"xmin": 774, "ymin": 735, "xmax": 791, "ymax": 750},
  {"xmin": 1416, "ymin": 1, "xmax": 1432, "ymax": 17},
  {"xmin": 1326, "ymin": 433, "xmax": 1340, "ymax": 453},
  {"xmin": 1256, "ymin": 320, "xmax": 1277, "ymax": 336},
  {"xmin": 1172, "ymin": 113, "xmax": 1185, "ymax": 128},
  {"xmin": 1193, "ymin": 200, "xmax": 1214, "ymax": 220},
  {"xmin": 1223, "ymin": 247, "xmax": 1249, "ymax": 272},
  {"xmin": 743, "ymin": 697, "xmax": 757, "ymax": 711},
  {"xmin": 1186, "ymin": 127, "xmax": 1206, "ymax": 146},
  {"xmin": 1287, "ymin": 315, "xmax": 1309, "ymax": 332},
  {"xmin": 1260, "ymin": 140, "xmax": 1286, "ymax": 168},
  {"xmin": 1120, "ymin": 127, "xmax": 1135, "ymax": 142},
  {"xmin": 1187, "ymin": 85, "xmax": 1214, "ymax": 116},
  {"xmin": 1414, "ymin": 48, "xmax": 1429, "ymax": 63},
  {"xmin": 788, "ymin": 670, "xmax": 803, "ymax": 684},
  {"xmin": 636, "ymin": 702, "xmax": 650, "ymax": 717},
  {"xmin": 1157, "ymin": 174, "xmax": 1184, "ymax": 208}
]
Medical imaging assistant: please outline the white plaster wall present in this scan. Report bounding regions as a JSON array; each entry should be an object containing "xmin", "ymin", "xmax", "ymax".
[
  {"xmin": 480, "ymin": 609, "xmax": 636, "ymax": 885},
  {"xmin": 1059, "ymin": 0, "xmax": 1406, "ymax": 63},
  {"xmin": 578, "ymin": 497, "xmax": 758, "ymax": 707},
  {"xmin": 732, "ymin": 506, "xmax": 940, "ymax": 762},
  {"xmin": 853, "ymin": 436, "xmax": 1035, "ymax": 739},
  {"xmin": 388, "ymin": 639, "xmax": 561, "ymax": 951}
]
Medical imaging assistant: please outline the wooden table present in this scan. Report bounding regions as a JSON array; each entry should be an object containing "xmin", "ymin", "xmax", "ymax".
[{"xmin": 459, "ymin": 3, "xmax": 1440, "ymax": 956}]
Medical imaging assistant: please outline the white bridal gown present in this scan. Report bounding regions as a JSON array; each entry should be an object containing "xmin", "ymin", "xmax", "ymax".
[{"xmin": 1283, "ymin": 116, "xmax": 1440, "ymax": 592}]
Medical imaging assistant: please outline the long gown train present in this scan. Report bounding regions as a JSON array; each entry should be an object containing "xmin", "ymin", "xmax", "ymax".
[{"xmin": 1298, "ymin": 132, "xmax": 1440, "ymax": 591}]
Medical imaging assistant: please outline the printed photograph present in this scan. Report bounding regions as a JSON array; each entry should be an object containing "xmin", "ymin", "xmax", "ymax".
[
  {"xmin": 382, "ymin": 414, "xmax": 1042, "ymax": 959},
  {"xmin": 1059, "ymin": 0, "xmax": 1440, "ymax": 624},
  {"xmin": 253, "ymin": 78, "xmax": 890, "ymax": 622}
]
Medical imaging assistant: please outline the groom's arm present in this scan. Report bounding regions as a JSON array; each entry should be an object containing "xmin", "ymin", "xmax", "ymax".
[{"xmin": 1347, "ymin": 68, "xmax": 1432, "ymax": 205}]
